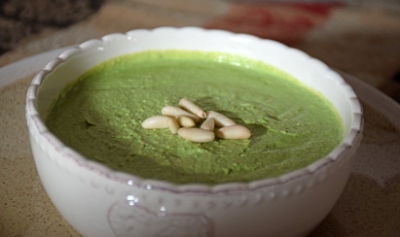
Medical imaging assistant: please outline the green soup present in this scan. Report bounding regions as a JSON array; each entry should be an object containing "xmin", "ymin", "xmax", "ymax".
[{"xmin": 46, "ymin": 50, "xmax": 343, "ymax": 184}]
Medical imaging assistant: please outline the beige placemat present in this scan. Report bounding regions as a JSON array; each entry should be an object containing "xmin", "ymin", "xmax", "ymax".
[{"xmin": 0, "ymin": 77, "xmax": 80, "ymax": 237}]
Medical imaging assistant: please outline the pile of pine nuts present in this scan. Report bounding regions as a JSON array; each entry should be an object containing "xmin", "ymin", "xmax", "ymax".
[{"xmin": 142, "ymin": 98, "xmax": 251, "ymax": 143}]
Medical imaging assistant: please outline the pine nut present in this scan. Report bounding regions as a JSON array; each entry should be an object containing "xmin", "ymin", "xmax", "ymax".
[
  {"xmin": 200, "ymin": 117, "xmax": 215, "ymax": 131},
  {"xmin": 162, "ymin": 106, "xmax": 201, "ymax": 122},
  {"xmin": 142, "ymin": 116, "xmax": 172, "ymax": 129},
  {"xmin": 216, "ymin": 125, "xmax": 251, "ymax": 139},
  {"xmin": 177, "ymin": 116, "xmax": 196, "ymax": 127},
  {"xmin": 206, "ymin": 111, "xmax": 236, "ymax": 127},
  {"xmin": 168, "ymin": 118, "xmax": 180, "ymax": 134},
  {"xmin": 178, "ymin": 127, "xmax": 215, "ymax": 143},
  {"xmin": 179, "ymin": 98, "xmax": 206, "ymax": 119}
]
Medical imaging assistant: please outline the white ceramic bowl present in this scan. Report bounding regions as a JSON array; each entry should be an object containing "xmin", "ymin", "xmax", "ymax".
[{"xmin": 26, "ymin": 27, "xmax": 363, "ymax": 237}]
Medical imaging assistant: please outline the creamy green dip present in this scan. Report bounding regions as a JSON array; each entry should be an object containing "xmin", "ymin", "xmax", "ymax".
[{"xmin": 46, "ymin": 50, "xmax": 343, "ymax": 184}]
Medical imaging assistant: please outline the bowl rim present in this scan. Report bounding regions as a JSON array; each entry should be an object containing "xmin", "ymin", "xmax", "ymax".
[{"xmin": 26, "ymin": 27, "xmax": 364, "ymax": 194}]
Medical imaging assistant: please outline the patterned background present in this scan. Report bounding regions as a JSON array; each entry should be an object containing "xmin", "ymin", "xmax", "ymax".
[{"xmin": 1, "ymin": 0, "xmax": 399, "ymax": 102}]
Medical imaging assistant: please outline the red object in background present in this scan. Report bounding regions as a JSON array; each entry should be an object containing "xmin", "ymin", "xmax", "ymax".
[{"xmin": 203, "ymin": 3, "xmax": 342, "ymax": 46}]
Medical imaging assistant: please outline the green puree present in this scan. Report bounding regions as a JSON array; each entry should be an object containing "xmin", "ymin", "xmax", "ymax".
[{"xmin": 46, "ymin": 50, "xmax": 343, "ymax": 184}]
